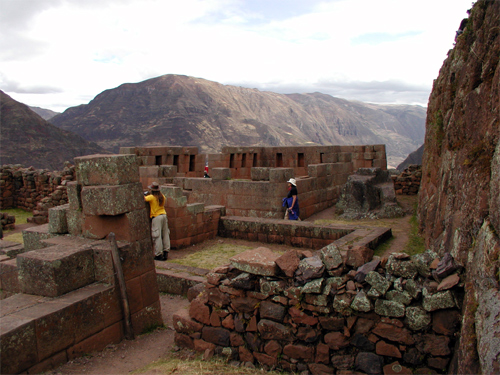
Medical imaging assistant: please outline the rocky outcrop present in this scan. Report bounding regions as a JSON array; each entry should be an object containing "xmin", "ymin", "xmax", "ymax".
[
  {"xmin": 49, "ymin": 75, "xmax": 425, "ymax": 167},
  {"xmin": 0, "ymin": 91, "xmax": 107, "ymax": 170},
  {"xmin": 336, "ymin": 168, "xmax": 404, "ymax": 219},
  {"xmin": 418, "ymin": 1, "xmax": 500, "ymax": 373}
]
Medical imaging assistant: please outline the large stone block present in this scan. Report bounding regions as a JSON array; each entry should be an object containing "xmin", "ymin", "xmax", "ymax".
[
  {"xmin": 212, "ymin": 168, "xmax": 232, "ymax": 180},
  {"xmin": 75, "ymin": 154, "xmax": 140, "ymax": 186},
  {"xmin": 0, "ymin": 258, "xmax": 20, "ymax": 293},
  {"xmin": 81, "ymin": 182, "xmax": 144, "ymax": 216},
  {"xmin": 0, "ymin": 315, "xmax": 38, "ymax": 374},
  {"xmin": 269, "ymin": 168, "xmax": 294, "ymax": 183},
  {"xmin": 82, "ymin": 208, "xmax": 150, "ymax": 242},
  {"xmin": 230, "ymin": 247, "xmax": 279, "ymax": 276},
  {"xmin": 130, "ymin": 300, "xmax": 163, "ymax": 336},
  {"xmin": 66, "ymin": 181, "xmax": 82, "ymax": 210},
  {"xmin": 251, "ymin": 167, "xmax": 270, "ymax": 181},
  {"xmin": 22, "ymin": 224, "xmax": 55, "ymax": 251},
  {"xmin": 48, "ymin": 203, "xmax": 69, "ymax": 234},
  {"xmin": 17, "ymin": 245, "xmax": 95, "ymax": 297},
  {"xmin": 66, "ymin": 209, "xmax": 84, "ymax": 236}
]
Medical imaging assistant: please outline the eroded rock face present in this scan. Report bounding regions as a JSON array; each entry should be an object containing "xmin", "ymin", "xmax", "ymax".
[{"xmin": 418, "ymin": 1, "xmax": 500, "ymax": 373}]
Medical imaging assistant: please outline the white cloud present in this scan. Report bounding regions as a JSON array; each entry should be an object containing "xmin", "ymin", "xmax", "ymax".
[{"xmin": 0, "ymin": 0, "xmax": 473, "ymax": 111}]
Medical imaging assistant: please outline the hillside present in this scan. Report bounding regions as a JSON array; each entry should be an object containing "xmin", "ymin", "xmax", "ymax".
[
  {"xmin": 417, "ymin": 0, "xmax": 499, "ymax": 373},
  {"xmin": 0, "ymin": 90, "xmax": 108, "ymax": 170},
  {"xmin": 49, "ymin": 75, "xmax": 426, "ymax": 167},
  {"xmin": 29, "ymin": 106, "xmax": 59, "ymax": 120}
]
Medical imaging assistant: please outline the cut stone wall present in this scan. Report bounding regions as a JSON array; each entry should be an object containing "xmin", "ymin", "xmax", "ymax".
[
  {"xmin": 0, "ymin": 154, "xmax": 163, "ymax": 374},
  {"xmin": 174, "ymin": 247, "xmax": 463, "ymax": 374}
]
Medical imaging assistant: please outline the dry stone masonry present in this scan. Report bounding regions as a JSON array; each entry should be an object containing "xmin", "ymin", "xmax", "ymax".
[
  {"xmin": 0, "ymin": 163, "xmax": 76, "ymax": 224},
  {"xmin": 392, "ymin": 165, "xmax": 422, "ymax": 195},
  {"xmin": 173, "ymin": 246, "xmax": 463, "ymax": 374}
]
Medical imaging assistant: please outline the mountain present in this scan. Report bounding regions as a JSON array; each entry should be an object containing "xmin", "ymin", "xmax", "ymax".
[
  {"xmin": 29, "ymin": 106, "xmax": 59, "ymax": 120},
  {"xmin": 49, "ymin": 75, "xmax": 426, "ymax": 167},
  {"xmin": 0, "ymin": 90, "xmax": 108, "ymax": 170},
  {"xmin": 397, "ymin": 144, "xmax": 424, "ymax": 170}
]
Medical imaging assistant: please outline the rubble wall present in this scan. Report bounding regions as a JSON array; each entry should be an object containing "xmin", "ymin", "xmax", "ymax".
[
  {"xmin": 174, "ymin": 247, "xmax": 463, "ymax": 374},
  {"xmin": 392, "ymin": 165, "xmax": 422, "ymax": 195},
  {"xmin": 0, "ymin": 164, "xmax": 76, "ymax": 223}
]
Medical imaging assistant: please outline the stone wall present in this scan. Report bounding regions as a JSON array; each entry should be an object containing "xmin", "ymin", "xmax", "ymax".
[
  {"xmin": 122, "ymin": 144, "xmax": 387, "ymax": 182},
  {"xmin": 173, "ymin": 247, "xmax": 463, "ymax": 374},
  {"xmin": 392, "ymin": 165, "xmax": 421, "ymax": 195},
  {"xmin": 0, "ymin": 163, "xmax": 76, "ymax": 223},
  {"xmin": 0, "ymin": 154, "xmax": 163, "ymax": 374}
]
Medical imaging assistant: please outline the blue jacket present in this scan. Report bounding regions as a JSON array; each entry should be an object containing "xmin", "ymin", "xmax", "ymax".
[{"xmin": 282, "ymin": 197, "xmax": 300, "ymax": 220}]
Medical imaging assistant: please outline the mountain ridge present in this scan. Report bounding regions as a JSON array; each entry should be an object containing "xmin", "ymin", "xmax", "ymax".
[
  {"xmin": 0, "ymin": 90, "xmax": 108, "ymax": 170},
  {"xmin": 49, "ymin": 74, "xmax": 426, "ymax": 167}
]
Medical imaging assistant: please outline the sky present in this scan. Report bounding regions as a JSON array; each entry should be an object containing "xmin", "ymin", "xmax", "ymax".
[{"xmin": 0, "ymin": 0, "xmax": 473, "ymax": 113}]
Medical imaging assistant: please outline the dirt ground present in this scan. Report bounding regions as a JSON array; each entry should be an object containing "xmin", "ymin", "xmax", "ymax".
[{"xmin": 13, "ymin": 195, "xmax": 418, "ymax": 374}]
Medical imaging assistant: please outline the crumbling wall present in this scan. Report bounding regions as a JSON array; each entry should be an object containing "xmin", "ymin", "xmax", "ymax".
[
  {"xmin": 174, "ymin": 247, "xmax": 463, "ymax": 374},
  {"xmin": 0, "ymin": 163, "xmax": 76, "ymax": 223},
  {"xmin": 392, "ymin": 165, "xmax": 422, "ymax": 195}
]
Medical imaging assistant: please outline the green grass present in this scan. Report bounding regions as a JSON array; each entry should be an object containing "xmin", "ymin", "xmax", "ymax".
[
  {"xmin": 374, "ymin": 236, "xmax": 395, "ymax": 257},
  {"xmin": 169, "ymin": 243, "xmax": 255, "ymax": 270},
  {"xmin": 1, "ymin": 208, "xmax": 32, "ymax": 225},
  {"xmin": 403, "ymin": 212, "xmax": 426, "ymax": 256},
  {"xmin": 1, "ymin": 208, "xmax": 33, "ymax": 243},
  {"xmin": 133, "ymin": 355, "xmax": 291, "ymax": 375}
]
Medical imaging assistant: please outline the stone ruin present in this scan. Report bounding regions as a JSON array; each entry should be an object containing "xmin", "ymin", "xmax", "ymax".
[
  {"xmin": 0, "ymin": 144, "xmax": 434, "ymax": 374},
  {"xmin": 173, "ymin": 247, "xmax": 463, "ymax": 374},
  {"xmin": 0, "ymin": 154, "xmax": 163, "ymax": 374}
]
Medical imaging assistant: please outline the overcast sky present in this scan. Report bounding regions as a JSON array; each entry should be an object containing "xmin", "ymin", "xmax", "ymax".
[{"xmin": 1, "ymin": 0, "xmax": 472, "ymax": 112}]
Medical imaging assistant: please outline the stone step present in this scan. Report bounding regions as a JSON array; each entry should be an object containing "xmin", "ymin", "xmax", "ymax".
[
  {"xmin": 1, "ymin": 283, "xmax": 117, "ymax": 375},
  {"xmin": 332, "ymin": 227, "xmax": 392, "ymax": 250},
  {"xmin": 155, "ymin": 262, "xmax": 207, "ymax": 296}
]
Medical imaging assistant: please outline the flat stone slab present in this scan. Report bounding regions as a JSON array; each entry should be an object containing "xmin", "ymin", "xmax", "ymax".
[
  {"xmin": 17, "ymin": 244, "xmax": 95, "ymax": 297},
  {"xmin": 332, "ymin": 227, "xmax": 392, "ymax": 250},
  {"xmin": 0, "ymin": 240, "xmax": 21, "ymax": 250},
  {"xmin": 230, "ymin": 247, "xmax": 280, "ymax": 276}
]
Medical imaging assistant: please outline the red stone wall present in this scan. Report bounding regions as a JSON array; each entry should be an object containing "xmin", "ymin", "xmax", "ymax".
[
  {"xmin": 392, "ymin": 165, "xmax": 422, "ymax": 195},
  {"xmin": 174, "ymin": 247, "xmax": 463, "ymax": 374}
]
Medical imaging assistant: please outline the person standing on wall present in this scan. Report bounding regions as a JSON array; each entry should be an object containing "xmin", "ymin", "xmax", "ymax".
[
  {"xmin": 283, "ymin": 178, "xmax": 300, "ymax": 220},
  {"xmin": 144, "ymin": 182, "xmax": 170, "ymax": 261}
]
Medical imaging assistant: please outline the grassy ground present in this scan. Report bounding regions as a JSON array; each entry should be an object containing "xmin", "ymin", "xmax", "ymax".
[
  {"xmin": 1, "ymin": 208, "xmax": 33, "ymax": 243},
  {"xmin": 169, "ymin": 243, "xmax": 255, "ymax": 269},
  {"xmin": 133, "ymin": 355, "xmax": 289, "ymax": 375}
]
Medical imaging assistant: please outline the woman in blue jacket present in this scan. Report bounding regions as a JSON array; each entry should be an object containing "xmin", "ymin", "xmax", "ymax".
[{"xmin": 283, "ymin": 178, "xmax": 300, "ymax": 220}]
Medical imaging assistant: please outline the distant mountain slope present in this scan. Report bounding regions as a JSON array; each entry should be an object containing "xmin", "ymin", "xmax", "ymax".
[
  {"xmin": 50, "ymin": 74, "xmax": 426, "ymax": 166},
  {"xmin": 0, "ymin": 90, "xmax": 108, "ymax": 170},
  {"xmin": 29, "ymin": 106, "xmax": 59, "ymax": 120},
  {"xmin": 397, "ymin": 144, "xmax": 424, "ymax": 171}
]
